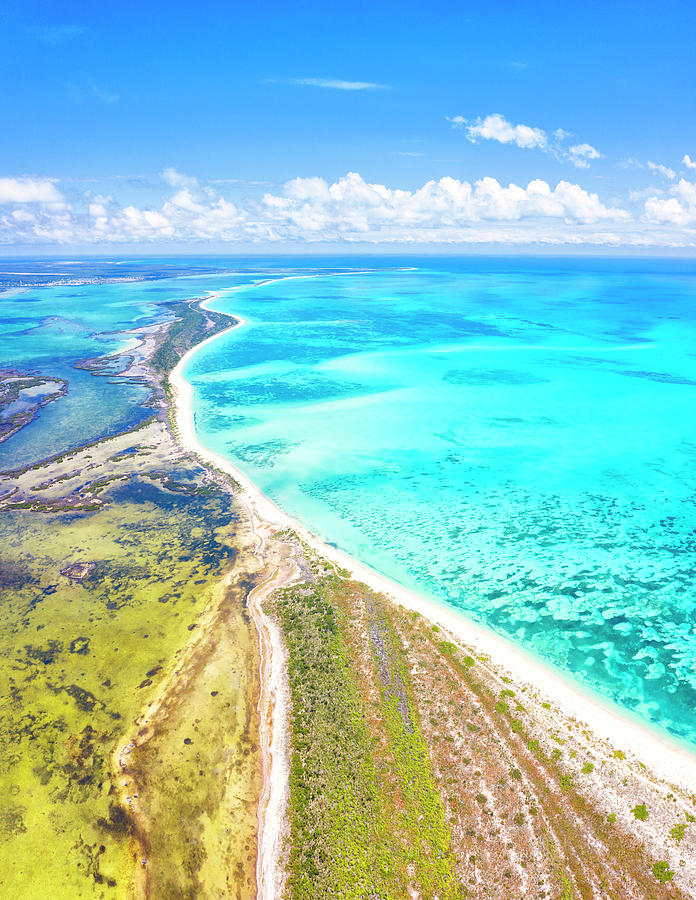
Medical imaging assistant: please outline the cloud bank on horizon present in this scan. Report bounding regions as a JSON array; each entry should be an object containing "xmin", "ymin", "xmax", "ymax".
[{"xmin": 2, "ymin": 163, "xmax": 696, "ymax": 248}]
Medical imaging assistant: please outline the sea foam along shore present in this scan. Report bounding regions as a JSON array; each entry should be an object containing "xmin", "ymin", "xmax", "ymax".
[{"xmin": 170, "ymin": 292, "xmax": 696, "ymax": 845}]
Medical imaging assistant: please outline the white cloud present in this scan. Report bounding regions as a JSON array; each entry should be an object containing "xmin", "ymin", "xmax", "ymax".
[
  {"xmin": 449, "ymin": 113, "xmax": 547, "ymax": 149},
  {"xmin": 0, "ymin": 177, "xmax": 65, "ymax": 205},
  {"xmin": 161, "ymin": 168, "xmax": 198, "ymax": 188},
  {"xmin": 683, "ymin": 154, "xmax": 696, "ymax": 170},
  {"xmin": 11, "ymin": 209, "xmax": 36, "ymax": 223},
  {"xmin": 647, "ymin": 161, "xmax": 676, "ymax": 180},
  {"xmin": 448, "ymin": 113, "xmax": 601, "ymax": 167},
  {"xmin": 272, "ymin": 78, "xmax": 388, "ymax": 91},
  {"xmin": 4, "ymin": 169, "xmax": 696, "ymax": 247},
  {"xmin": 623, "ymin": 157, "xmax": 678, "ymax": 180},
  {"xmin": 644, "ymin": 179, "xmax": 696, "ymax": 226},
  {"xmin": 567, "ymin": 143, "xmax": 601, "ymax": 168}
]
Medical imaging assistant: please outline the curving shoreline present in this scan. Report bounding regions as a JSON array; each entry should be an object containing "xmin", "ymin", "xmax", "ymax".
[{"xmin": 170, "ymin": 290, "xmax": 696, "ymax": 885}]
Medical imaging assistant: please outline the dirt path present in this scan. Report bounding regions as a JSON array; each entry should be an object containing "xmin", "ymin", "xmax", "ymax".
[{"xmin": 245, "ymin": 510, "xmax": 300, "ymax": 900}]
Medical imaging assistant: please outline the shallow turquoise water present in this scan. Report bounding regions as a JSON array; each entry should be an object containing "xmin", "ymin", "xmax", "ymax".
[
  {"xmin": 184, "ymin": 258, "xmax": 696, "ymax": 745},
  {"xmin": 0, "ymin": 269, "xmax": 270, "ymax": 469}
]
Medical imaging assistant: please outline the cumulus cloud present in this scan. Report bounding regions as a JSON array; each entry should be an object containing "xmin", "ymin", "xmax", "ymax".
[
  {"xmin": 448, "ymin": 113, "xmax": 601, "ymax": 168},
  {"xmin": 3, "ymin": 169, "xmax": 696, "ymax": 247},
  {"xmin": 647, "ymin": 161, "xmax": 676, "ymax": 180},
  {"xmin": 0, "ymin": 170, "xmax": 641, "ymax": 246},
  {"xmin": 624, "ymin": 158, "xmax": 680, "ymax": 180},
  {"xmin": 86, "ymin": 194, "xmax": 113, "ymax": 218},
  {"xmin": 161, "ymin": 167, "xmax": 198, "ymax": 188},
  {"xmin": 271, "ymin": 77, "xmax": 388, "ymax": 90},
  {"xmin": 448, "ymin": 113, "xmax": 547, "ymax": 149},
  {"xmin": 644, "ymin": 179, "xmax": 696, "ymax": 226},
  {"xmin": 567, "ymin": 143, "xmax": 601, "ymax": 168},
  {"xmin": 262, "ymin": 173, "xmax": 628, "ymax": 235},
  {"xmin": 0, "ymin": 177, "xmax": 65, "ymax": 205},
  {"xmin": 683, "ymin": 154, "xmax": 696, "ymax": 170}
]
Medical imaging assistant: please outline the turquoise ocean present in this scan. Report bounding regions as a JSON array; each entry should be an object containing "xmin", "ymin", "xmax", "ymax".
[{"xmin": 3, "ymin": 256, "xmax": 696, "ymax": 746}]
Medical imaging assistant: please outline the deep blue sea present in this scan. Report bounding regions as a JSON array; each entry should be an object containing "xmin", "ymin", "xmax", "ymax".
[{"xmin": 4, "ymin": 255, "xmax": 696, "ymax": 746}]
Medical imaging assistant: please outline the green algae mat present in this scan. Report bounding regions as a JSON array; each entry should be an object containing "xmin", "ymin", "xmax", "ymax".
[{"xmin": 0, "ymin": 472, "xmax": 260, "ymax": 899}]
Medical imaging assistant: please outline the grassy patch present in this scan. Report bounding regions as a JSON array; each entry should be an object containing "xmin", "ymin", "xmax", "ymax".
[
  {"xmin": 670, "ymin": 823, "xmax": 687, "ymax": 842},
  {"xmin": 274, "ymin": 580, "xmax": 463, "ymax": 898},
  {"xmin": 274, "ymin": 585, "xmax": 400, "ymax": 897},
  {"xmin": 652, "ymin": 861, "xmax": 674, "ymax": 884}
]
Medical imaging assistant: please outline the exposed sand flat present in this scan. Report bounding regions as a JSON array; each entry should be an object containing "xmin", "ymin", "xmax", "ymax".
[{"xmin": 0, "ymin": 420, "xmax": 174, "ymax": 508}]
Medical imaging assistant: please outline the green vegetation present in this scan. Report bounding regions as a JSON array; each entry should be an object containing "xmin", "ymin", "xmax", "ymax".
[
  {"xmin": 275, "ymin": 584, "xmax": 395, "ymax": 897},
  {"xmin": 0, "ymin": 468, "xmax": 259, "ymax": 898},
  {"xmin": 652, "ymin": 861, "xmax": 674, "ymax": 884},
  {"xmin": 274, "ymin": 579, "xmax": 463, "ymax": 899},
  {"xmin": 670, "ymin": 823, "xmax": 687, "ymax": 842},
  {"xmin": 439, "ymin": 640, "xmax": 458, "ymax": 657},
  {"xmin": 632, "ymin": 803, "xmax": 649, "ymax": 821},
  {"xmin": 559, "ymin": 774, "xmax": 575, "ymax": 791},
  {"xmin": 151, "ymin": 299, "xmax": 233, "ymax": 383}
]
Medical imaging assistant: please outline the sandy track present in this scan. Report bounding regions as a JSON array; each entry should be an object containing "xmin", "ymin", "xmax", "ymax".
[{"xmin": 246, "ymin": 512, "xmax": 299, "ymax": 900}]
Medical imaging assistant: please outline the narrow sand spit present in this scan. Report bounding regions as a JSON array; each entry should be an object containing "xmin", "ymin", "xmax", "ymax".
[{"xmin": 170, "ymin": 295, "xmax": 696, "ymax": 889}]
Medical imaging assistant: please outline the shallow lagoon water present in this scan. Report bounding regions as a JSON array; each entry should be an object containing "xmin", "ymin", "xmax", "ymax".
[
  {"xmin": 0, "ymin": 262, "xmax": 356, "ymax": 469},
  {"xmin": 183, "ymin": 258, "xmax": 696, "ymax": 746},
  {"xmin": 0, "ymin": 273, "xmax": 253, "ymax": 468}
]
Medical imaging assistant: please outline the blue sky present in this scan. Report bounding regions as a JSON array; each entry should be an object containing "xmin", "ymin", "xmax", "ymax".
[{"xmin": 2, "ymin": 0, "xmax": 696, "ymax": 250}]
